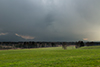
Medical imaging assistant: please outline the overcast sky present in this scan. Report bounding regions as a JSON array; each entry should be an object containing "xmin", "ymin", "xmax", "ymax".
[{"xmin": 0, "ymin": 0, "xmax": 100, "ymax": 42}]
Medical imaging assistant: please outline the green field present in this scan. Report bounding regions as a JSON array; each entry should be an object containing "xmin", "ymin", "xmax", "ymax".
[{"xmin": 0, "ymin": 46, "xmax": 100, "ymax": 67}]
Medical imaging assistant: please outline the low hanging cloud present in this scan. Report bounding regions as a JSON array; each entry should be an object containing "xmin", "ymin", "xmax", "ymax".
[
  {"xmin": 15, "ymin": 33, "xmax": 35, "ymax": 39},
  {"xmin": 83, "ymin": 38, "xmax": 88, "ymax": 41},
  {"xmin": 0, "ymin": 33, "xmax": 8, "ymax": 36},
  {"xmin": 0, "ymin": 0, "xmax": 100, "ymax": 41}
]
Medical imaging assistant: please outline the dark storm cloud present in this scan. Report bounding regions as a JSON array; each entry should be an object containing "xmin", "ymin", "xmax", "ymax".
[{"xmin": 0, "ymin": 0, "xmax": 100, "ymax": 41}]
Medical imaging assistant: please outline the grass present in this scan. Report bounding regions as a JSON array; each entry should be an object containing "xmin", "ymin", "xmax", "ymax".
[{"xmin": 0, "ymin": 46, "xmax": 100, "ymax": 67}]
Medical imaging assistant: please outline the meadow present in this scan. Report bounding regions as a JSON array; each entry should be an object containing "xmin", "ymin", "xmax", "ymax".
[{"xmin": 0, "ymin": 46, "xmax": 100, "ymax": 67}]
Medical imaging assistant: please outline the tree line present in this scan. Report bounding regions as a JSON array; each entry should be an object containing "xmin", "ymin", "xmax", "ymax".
[{"xmin": 0, "ymin": 41, "xmax": 100, "ymax": 49}]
